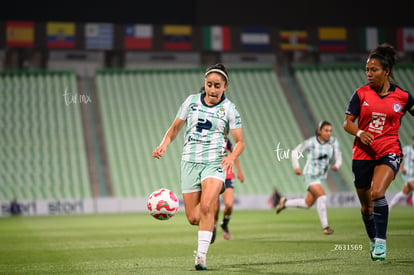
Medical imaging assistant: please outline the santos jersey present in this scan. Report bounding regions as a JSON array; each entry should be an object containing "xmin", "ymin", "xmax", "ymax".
[
  {"xmin": 293, "ymin": 136, "xmax": 342, "ymax": 178},
  {"xmin": 402, "ymin": 145, "xmax": 414, "ymax": 180},
  {"xmin": 346, "ymin": 84, "xmax": 414, "ymax": 160},
  {"xmin": 176, "ymin": 92, "xmax": 242, "ymax": 163}
]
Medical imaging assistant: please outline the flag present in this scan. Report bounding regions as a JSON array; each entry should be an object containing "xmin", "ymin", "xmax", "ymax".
[
  {"xmin": 241, "ymin": 27, "xmax": 270, "ymax": 51},
  {"xmin": 203, "ymin": 26, "xmax": 231, "ymax": 51},
  {"xmin": 85, "ymin": 23, "xmax": 113, "ymax": 50},
  {"xmin": 280, "ymin": 30, "xmax": 308, "ymax": 51},
  {"xmin": 397, "ymin": 27, "xmax": 414, "ymax": 52},
  {"xmin": 358, "ymin": 27, "xmax": 385, "ymax": 52},
  {"xmin": 6, "ymin": 21, "xmax": 34, "ymax": 47},
  {"xmin": 318, "ymin": 27, "xmax": 347, "ymax": 52},
  {"xmin": 163, "ymin": 25, "xmax": 192, "ymax": 50},
  {"xmin": 47, "ymin": 22, "xmax": 75, "ymax": 48},
  {"xmin": 124, "ymin": 24, "xmax": 153, "ymax": 50}
]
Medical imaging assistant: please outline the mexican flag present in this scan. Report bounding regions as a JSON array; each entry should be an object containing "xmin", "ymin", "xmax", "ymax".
[
  {"xmin": 359, "ymin": 27, "xmax": 385, "ymax": 52},
  {"xmin": 203, "ymin": 26, "xmax": 231, "ymax": 51}
]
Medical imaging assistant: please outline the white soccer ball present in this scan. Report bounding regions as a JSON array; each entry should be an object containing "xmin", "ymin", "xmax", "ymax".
[{"xmin": 147, "ymin": 188, "xmax": 179, "ymax": 220}]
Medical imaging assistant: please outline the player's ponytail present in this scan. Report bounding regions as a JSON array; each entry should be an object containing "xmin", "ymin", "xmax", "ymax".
[{"xmin": 369, "ymin": 43, "xmax": 398, "ymax": 85}]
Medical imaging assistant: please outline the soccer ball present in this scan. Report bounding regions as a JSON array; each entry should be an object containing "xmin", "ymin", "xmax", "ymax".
[{"xmin": 147, "ymin": 188, "xmax": 179, "ymax": 220}]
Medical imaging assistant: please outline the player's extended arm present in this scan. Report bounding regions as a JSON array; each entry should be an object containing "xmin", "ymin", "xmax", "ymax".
[{"xmin": 152, "ymin": 118, "xmax": 186, "ymax": 159}]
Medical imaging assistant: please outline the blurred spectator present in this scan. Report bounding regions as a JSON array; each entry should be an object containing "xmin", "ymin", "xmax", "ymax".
[{"xmin": 10, "ymin": 199, "xmax": 21, "ymax": 215}]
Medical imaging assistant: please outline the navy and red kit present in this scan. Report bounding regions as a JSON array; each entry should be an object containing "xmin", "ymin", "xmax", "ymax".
[
  {"xmin": 226, "ymin": 139, "xmax": 235, "ymax": 180},
  {"xmin": 346, "ymin": 84, "xmax": 414, "ymax": 161}
]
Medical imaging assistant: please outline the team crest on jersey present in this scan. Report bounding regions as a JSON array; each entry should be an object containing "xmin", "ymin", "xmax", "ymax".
[
  {"xmin": 393, "ymin": 103, "xmax": 402, "ymax": 112},
  {"xmin": 216, "ymin": 107, "xmax": 226, "ymax": 119}
]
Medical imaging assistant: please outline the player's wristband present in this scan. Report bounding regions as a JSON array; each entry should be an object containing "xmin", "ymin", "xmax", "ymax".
[{"xmin": 356, "ymin": 130, "xmax": 364, "ymax": 138}]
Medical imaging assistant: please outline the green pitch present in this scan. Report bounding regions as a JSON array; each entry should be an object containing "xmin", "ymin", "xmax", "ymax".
[{"xmin": 0, "ymin": 208, "xmax": 413, "ymax": 274}]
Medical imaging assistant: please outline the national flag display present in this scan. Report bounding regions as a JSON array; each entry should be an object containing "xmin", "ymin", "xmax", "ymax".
[
  {"xmin": 318, "ymin": 27, "xmax": 347, "ymax": 52},
  {"xmin": 163, "ymin": 25, "xmax": 192, "ymax": 50},
  {"xmin": 280, "ymin": 30, "xmax": 308, "ymax": 51},
  {"xmin": 202, "ymin": 26, "xmax": 231, "ymax": 51},
  {"xmin": 124, "ymin": 24, "xmax": 153, "ymax": 50},
  {"xmin": 85, "ymin": 23, "xmax": 113, "ymax": 50},
  {"xmin": 397, "ymin": 27, "xmax": 414, "ymax": 52},
  {"xmin": 6, "ymin": 21, "xmax": 34, "ymax": 47},
  {"xmin": 47, "ymin": 22, "xmax": 75, "ymax": 48},
  {"xmin": 358, "ymin": 27, "xmax": 385, "ymax": 52},
  {"xmin": 241, "ymin": 27, "xmax": 270, "ymax": 51}
]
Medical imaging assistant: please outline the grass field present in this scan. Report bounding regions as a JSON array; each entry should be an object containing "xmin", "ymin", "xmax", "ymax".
[{"xmin": 0, "ymin": 207, "xmax": 413, "ymax": 274}]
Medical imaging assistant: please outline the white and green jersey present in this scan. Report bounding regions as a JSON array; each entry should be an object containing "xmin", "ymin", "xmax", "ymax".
[
  {"xmin": 402, "ymin": 145, "xmax": 414, "ymax": 181},
  {"xmin": 292, "ymin": 136, "xmax": 342, "ymax": 178},
  {"xmin": 176, "ymin": 92, "xmax": 241, "ymax": 163}
]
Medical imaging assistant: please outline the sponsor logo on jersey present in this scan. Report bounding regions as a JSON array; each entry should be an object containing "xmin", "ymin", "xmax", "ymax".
[{"xmin": 368, "ymin": 112, "xmax": 386, "ymax": 134}]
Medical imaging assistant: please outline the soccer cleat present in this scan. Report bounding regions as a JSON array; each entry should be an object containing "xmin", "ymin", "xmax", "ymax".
[
  {"xmin": 194, "ymin": 251, "xmax": 207, "ymax": 270},
  {"xmin": 369, "ymin": 239, "xmax": 375, "ymax": 261},
  {"xmin": 322, "ymin": 226, "xmax": 334, "ymax": 235},
  {"xmin": 372, "ymin": 239, "xmax": 386, "ymax": 261},
  {"xmin": 220, "ymin": 222, "xmax": 231, "ymax": 240},
  {"xmin": 276, "ymin": 197, "xmax": 286, "ymax": 214},
  {"xmin": 210, "ymin": 225, "xmax": 216, "ymax": 244}
]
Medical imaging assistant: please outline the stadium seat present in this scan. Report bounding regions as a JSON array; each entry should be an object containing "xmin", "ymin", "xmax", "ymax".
[{"xmin": 0, "ymin": 71, "xmax": 91, "ymax": 200}]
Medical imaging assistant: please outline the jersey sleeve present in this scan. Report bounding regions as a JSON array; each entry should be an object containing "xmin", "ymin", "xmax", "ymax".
[
  {"xmin": 345, "ymin": 90, "xmax": 360, "ymax": 117},
  {"xmin": 404, "ymin": 91, "xmax": 414, "ymax": 116},
  {"xmin": 176, "ymin": 95, "xmax": 193, "ymax": 120},
  {"xmin": 332, "ymin": 138, "xmax": 343, "ymax": 168},
  {"xmin": 228, "ymin": 103, "xmax": 242, "ymax": 129}
]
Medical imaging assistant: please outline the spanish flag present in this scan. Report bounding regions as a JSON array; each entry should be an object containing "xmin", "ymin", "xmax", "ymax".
[
  {"xmin": 6, "ymin": 21, "xmax": 34, "ymax": 47},
  {"xmin": 47, "ymin": 22, "xmax": 75, "ymax": 48}
]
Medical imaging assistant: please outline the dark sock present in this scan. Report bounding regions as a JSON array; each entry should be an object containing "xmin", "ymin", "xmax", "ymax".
[
  {"xmin": 222, "ymin": 216, "xmax": 230, "ymax": 228},
  {"xmin": 361, "ymin": 211, "xmax": 376, "ymax": 240},
  {"xmin": 373, "ymin": 196, "xmax": 388, "ymax": 240}
]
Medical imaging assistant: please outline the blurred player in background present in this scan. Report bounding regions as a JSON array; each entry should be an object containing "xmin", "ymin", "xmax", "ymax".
[
  {"xmin": 276, "ymin": 121, "xmax": 342, "ymax": 235},
  {"xmin": 216, "ymin": 139, "xmax": 244, "ymax": 240},
  {"xmin": 389, "ymin": 135, "xmax": 414, "ymax": 209},
  {"xmin": 152, "ymin": 63, "xmax": 245, "ymax": 271},
  {"xmin": 268, "ymin": 187, "xmax": 283, "ymax": 208},
  {"xmin": 344, "ymin": 43, "xmax": 414, "ymax": 261}
]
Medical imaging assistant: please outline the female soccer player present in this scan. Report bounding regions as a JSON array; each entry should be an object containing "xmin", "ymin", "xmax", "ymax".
[
  {"xmin": 344, "ymin": 43, "xmax": 414, "ymax": 261},
  {"xmin": 389, "ymin": 135, "xmax": 414, "ymax": 209},
  {"xmin": 152, "ymin": 63, "xmax": 245, "ymax": 270},
  {"xmin": 218, "ymin": 139, "xmax": 244, "ymax": 240},
  {"xmin": 276, "ymin": 121, "xmax": 342, "ymax": 235}
]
